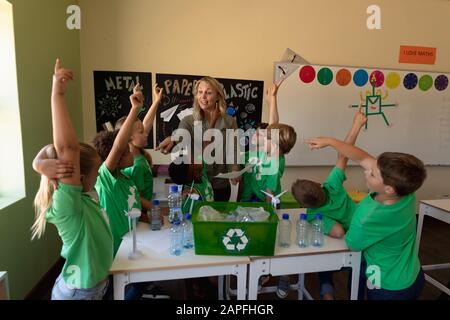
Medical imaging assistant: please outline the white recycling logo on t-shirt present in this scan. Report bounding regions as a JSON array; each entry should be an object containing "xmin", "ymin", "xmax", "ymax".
[{"xmin": 222, "ymin": 228, "xmax": 249, "ymax": 252}]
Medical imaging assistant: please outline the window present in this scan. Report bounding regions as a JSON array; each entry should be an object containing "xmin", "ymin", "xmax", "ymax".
[{"xmin": 0, "ymin": 0, "xmax": 25, "ymax": 209}]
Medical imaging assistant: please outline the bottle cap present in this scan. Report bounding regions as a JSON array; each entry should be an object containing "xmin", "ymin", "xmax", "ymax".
[
  {"xmin": 300, "ymin": 213, "xmax": 307, "ymax": 220},
  {"xmin": 152, "ymin": 199, "xmax": 160, "ymax": 206},
  {"xmin": 173, "ymin": 220, "xmax": 180, "ymax": 225},
  {"xmin": 315, "ymin": 213, "xmax": 323, "ymax": 220},
  {"xmin": 282, "ymin": 213, "xmax": 289, "ymax": 220},
  {"xmin": 170, "ymin": 185, "xmax": 178, "ymax": 192},
  {"xmin": 184, "ymin": 213, "xmax": 192, "ymax": 220}
]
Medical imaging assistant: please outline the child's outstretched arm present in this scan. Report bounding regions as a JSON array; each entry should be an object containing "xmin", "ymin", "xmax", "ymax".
[
  {"xmin": 51, "ymin": 59, "xmax": 80, "ymax": 185},
  {"xmin": 141, "ymin": 83, "xmax": 162, "ymax": 136},
  {"xmin": 266, "ymin": 83, "xmax": 280, "ymax": 125},
  {"xmin": 32, "ymin": 144, "xmax": 74, "ymax": 180},
  {"xmin": 305, "ymin": 137, "xmax": 376, "ymax": 171},
  {"xmin": 105, "ymin": 85, "xmax": 143, "ymax": 172},
  {"xmin": 336, "ymin": 105, "xmax": 367, "ymax": 170}
]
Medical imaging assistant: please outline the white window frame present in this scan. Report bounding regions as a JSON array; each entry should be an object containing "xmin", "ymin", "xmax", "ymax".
[{"xmin": 0, "ymin": 0, "xmax": 25, "ymax": 209}]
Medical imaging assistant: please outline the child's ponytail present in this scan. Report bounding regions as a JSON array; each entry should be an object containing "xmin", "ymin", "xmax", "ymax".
[{"xmin": 31, "ymin": 146, "xmax": 57, "ymax": 240}]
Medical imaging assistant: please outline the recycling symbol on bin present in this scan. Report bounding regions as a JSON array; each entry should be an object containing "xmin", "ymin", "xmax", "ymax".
[{"xmin": 222, "ymin": 228, "xmax": 249, "ymax": 251}]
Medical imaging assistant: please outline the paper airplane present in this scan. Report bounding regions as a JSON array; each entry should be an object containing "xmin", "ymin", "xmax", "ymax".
[
  {"xmin": 280, "ymin": 48, "xmax": 310, "ymax": 64},
  {"xmin": 160, "ymin": 105, "xmax": 179, "ymax": 122},
  {"xmin": 177, "ymin": 107, "xmax": 193, "ymax": 121},
  {"xmin": 215, "ymin": 163, "xmax": 255, "ymax": 179},
  {"xmin": 274, "ymin": 63, "xmax": 302, "ymax": 85}
]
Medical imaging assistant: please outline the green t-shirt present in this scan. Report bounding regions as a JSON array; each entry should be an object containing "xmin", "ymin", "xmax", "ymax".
[
  {"xmin": 241, "ymin": 151, "xmax": 285, "ymax": 202},
  {"xmin": 122, "ymin": 154, "xmax": 153, "ymax": 200},
  {"xmin": 306, "ymin": 166, "xmax": 357, "ymax": 234},
  {"xmin": 46, "ymin": 183, "xmax": 113, "ymax": 289},
  {"xmin": 95, "ymin": 162, "xmax": 141, "ymax": 255},
  {"xmin": 345, "ymin": 192, "xmax": 421, "ymax": 290},
  {"xmin": 182, "ymin": 164, "xmax": 214, "ymax": 213}
]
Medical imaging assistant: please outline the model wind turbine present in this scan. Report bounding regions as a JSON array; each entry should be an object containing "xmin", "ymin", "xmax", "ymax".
[
  {"xmin": 188, "ymin": 193, "xmax": 200, "ymax": 216},
  {"xmin": 124, "ymin": 208, "xmax": 142, "ymax": 260},
  {"xmin": 125, "ymin": 187, "xmax": 143, "ymax": 260},
  {"xmin": 260, "ymin": 190, "xmax": 288, "ymax": 209}
]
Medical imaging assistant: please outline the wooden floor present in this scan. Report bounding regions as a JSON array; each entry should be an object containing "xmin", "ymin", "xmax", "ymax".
[{"xmin": 38, "ymin": 215, "xmax": 449, "ymax": 300}]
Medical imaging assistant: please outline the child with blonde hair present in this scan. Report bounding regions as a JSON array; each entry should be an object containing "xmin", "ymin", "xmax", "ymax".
[
  {"xmin": 242, "ymin": 82, "xmax": 298, "ymax": 298},
  {"xmin": 32, "ymin": 59, "xmax": 113, "ymax": 300}
]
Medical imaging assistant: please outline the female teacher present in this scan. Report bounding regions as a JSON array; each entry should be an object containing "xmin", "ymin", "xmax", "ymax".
[{"xmin": 156, "ymin": 76, "xmax": 240, "ymax": 201}]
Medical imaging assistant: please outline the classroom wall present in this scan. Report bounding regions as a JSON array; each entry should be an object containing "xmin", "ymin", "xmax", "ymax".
[
  {"xmin": 79, "ymin": 0, "xmax": 450, "ymax": 199},
  {"xmin": 0, "ymin": 0, "xmax": 82, "ymax": 299}
]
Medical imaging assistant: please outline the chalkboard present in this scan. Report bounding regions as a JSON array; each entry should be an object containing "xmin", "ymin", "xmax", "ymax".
[
  {"xmin": 93, "ymin": 71, "xmax": 153, "ymax": 148},
  {"xmin": 275, "ymin": 63, "xmax": 450, "ymax": 166},
  {"xmin": 155, "ymin": 73, "xmax": 263, "ymax": 145}
]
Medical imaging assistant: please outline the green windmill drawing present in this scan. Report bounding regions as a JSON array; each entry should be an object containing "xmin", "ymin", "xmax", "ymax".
[{"xmin": 351, "ymin": 74, "xmax": 398, "ymax": 129}]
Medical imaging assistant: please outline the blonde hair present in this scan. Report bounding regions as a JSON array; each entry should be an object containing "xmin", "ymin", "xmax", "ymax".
[
  {"xmin": 31, "ymin": 143, "xmax": 98, "ymax": 240},
  {"xmin": 192, "ymin": 77, "xmax": 227, "ymax": 121},
  {"xmin": 266, "ymin": 123, "xmax": 297, "ymax": 155}
]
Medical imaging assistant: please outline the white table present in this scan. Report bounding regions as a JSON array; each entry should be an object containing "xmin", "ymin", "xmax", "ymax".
[
  {"xmin": 110, "ymin": 221, "xmax": 250, "ymax": 300},
  {"xmin": 416, "ymin": 199, "xmax": 450, "ymax": 296},
  {"xmin": 247, "ymin": 209, "xmax": 362, "ymax": 300}
]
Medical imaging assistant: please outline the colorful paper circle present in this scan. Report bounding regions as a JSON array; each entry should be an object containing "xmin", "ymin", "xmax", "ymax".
[
  {"xmin": 336, "ymin": 69, "xmax": 351, "ymax": 86},
  {"xmin": 299, "ymin": 65, "xmax": 316, "ymax": 83},
  {"xmin": 403, "ymin": 73, "xmax": 418, "ymax": 90},
  {"xmin": 435, "ymin": 75, "xmax": 449, "ymax": 91},
  {"xmin": 353, "ymin": 69, "xmax": 369, "ymax": 87},
  {"xmin": 386, "ymin": 72, "xmax": 401, "ymax": 89},
  {"xmin": 419, "ymin": 75, "xmax": 433, "ymax": 91},
  {"xmin": 317, "ymin": 67, "xmax": 333, "ymax": 85},
  {"xmin": 370, "ymin": 70, "xmax": 384, "ymax": 87}
]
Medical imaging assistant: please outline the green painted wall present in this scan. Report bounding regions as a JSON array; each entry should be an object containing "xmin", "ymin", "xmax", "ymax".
[{"xmin": 0, "ymin": 0, "xmax": 82, "ymax": 299}]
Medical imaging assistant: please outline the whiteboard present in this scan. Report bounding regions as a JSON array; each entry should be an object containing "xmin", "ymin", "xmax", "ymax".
[{"xmin": 275, "ymin": 63, "xmax": 450, "ymax": 166}]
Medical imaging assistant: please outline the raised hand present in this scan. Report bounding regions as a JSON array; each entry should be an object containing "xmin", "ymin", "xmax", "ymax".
[
  {"xmin": 133, "ymin": 83, "xmax": 143, "ymax": 94},
  {"xmin": 130, "ymin": 90, "xmax": 144, "ymax": 108},
  {"xmin": 265, "ymin": 83, "xmax": 279, "ymax": 103},
  {"xmin": 153, "ymin": 83, "xmax": 163, "ymax": 104},
  {"xmin": 52, "ymin": 58, "xmax": 74, "ymax": 95},
  {"xmin": 353, "ymin": 104, "xmax": 367, "ymax": 128}
]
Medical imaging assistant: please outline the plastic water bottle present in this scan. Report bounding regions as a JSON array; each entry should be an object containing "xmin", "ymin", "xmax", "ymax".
[
  {"xmin": 311, "ymin": 214, "xmax": 324, "ymax": 247},
  {"xmin": 296, "ymin": 213, "xmax": 309, "ymax": 248},
  {"xmin": 168, "ymin": 185, "xmax": 183, "ymax": 223},
  {"xmin": 278, "ymin": 213, "xmax": 292, "ymax": 248},
  {"xmin": 149, "ymin": 199, "xmax": 161, "ymax": 231},
  {"xmin": 182, "ymin": 213, "xmax": 194, "ymax": 249},
  {"xmin": 169, "ymin": 220, "xmax": 183, "ymax": 256}
]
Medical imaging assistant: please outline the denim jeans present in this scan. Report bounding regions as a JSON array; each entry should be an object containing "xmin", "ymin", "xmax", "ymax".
[
  {"xmin": 51, "ymin": 273, "xmax": 108, "ymax": 300},
  {"xmin": 365, "ymin": 268, "xmax": 425, "ymax": 300},
  {"xmin": 318, "ymin": 271, "xmax": 335, "ymax": 297},
  {"xmin": 125, "ymin": 282, "xmax": 149, "ymax": 300},
  {"xmin": 355, "ymin": 261, "xmax": 425, "ymax": 300}
]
